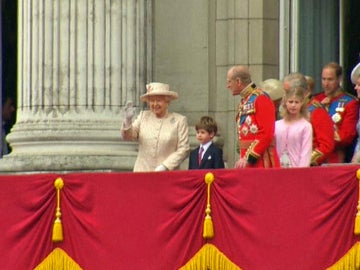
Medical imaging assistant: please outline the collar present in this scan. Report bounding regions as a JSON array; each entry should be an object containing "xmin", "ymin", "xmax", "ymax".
[
  {"xmin": 326, "ymin": 89, "xmax": 343, "ymax": 99},
  {"xmin": 200, "ymin": 141, "xmax": 213, "ymax": 153},
  {"xmin": 240, "ymin": 83, "xmax": 257, "ymax": 98}
]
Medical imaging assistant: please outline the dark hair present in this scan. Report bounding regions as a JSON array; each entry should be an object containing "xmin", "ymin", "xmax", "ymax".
[
  {"xmin": 323, "ymin": 62, "xmax": 343, "ymax": 78},
  {"xmin": 195, "ymin": 116, "xmax": 218, "ymax": 135}
]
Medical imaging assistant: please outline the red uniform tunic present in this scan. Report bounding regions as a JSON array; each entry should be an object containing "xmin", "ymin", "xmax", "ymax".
[
  {"xmin": 236, "ymin": 83, "xmax": 280, "ymax": 168},
  {"xmin": 307, "ymin": 99, "xmax": 335, "ymax": 165},
  {"xmin": 313, "ymin": 91, "xmax": 359, "ymax": 163}
]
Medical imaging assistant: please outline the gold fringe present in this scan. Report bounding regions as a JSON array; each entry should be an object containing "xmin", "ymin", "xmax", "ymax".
[
  {"xmin": 179, "ymin": 243, "xmax": 242, "ymax": 270},
  {"xmin": 203, "ymin": 172, "xmax": 215, "ymax": 239},
  {"xmin": 355, "ymin": 169, "xmax": 360, "ymax": 236},
  {"xmin": 326, "ymin": 242, "xmax": 360, "ymax": 269},
  {"xmin": 34, "ymin": 248, "xmax": 83, "ymax": 270},
  {"xmin": 52, "ymin": 178, "xmax": 64, "ymax": 242}
]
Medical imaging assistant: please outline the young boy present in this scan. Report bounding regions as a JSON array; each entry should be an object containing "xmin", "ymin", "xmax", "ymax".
[{"xmin": 188, "ymin": 116, "xmax": 225, "ymax": 169}]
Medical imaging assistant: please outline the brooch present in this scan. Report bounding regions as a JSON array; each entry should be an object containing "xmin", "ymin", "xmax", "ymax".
[
  {"xmin": 332, "ymin": 113, "xmax": 342, "ymax": 123},
  {"xmin": 249, "ymin": 124, "xmax": 258, "ymax": 134},
  {"xmin": 241, "ymin": 126, "xmax": 249, "ymax": 136},
  {"xmin": 245, "ymin": 116, "xmax": 252, "ymax": 125}
]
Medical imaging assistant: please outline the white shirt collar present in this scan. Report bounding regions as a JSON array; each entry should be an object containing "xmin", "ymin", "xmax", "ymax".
[{"xmin": 200, "ymin": 141, "xmax": 213, "ymax": 153}]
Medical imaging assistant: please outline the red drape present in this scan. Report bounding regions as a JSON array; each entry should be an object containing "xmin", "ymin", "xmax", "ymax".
[{"xmin": 0, "ymin": 165, "xmax": 359, "ymax": 269}]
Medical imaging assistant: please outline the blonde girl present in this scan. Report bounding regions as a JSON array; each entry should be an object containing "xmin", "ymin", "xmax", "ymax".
[{"xmin": 275, "ymin": 87, "xmax": 313, "ymax": 167}]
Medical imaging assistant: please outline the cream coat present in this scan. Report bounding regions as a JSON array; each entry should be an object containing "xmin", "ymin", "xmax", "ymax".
[{"xmin": 121, "ymin": 110, "xmax": 190, "ymax": 172}]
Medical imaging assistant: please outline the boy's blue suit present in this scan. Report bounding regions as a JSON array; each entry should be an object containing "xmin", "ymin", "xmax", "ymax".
[{"xmin": 188, "ymin": 143, "xmax": 225, "ymax": 169}]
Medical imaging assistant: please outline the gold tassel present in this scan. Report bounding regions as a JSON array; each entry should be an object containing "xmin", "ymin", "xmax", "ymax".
[
  {"xmin": 355, "ymin": 170, "xmax": 360, "ymax": 235},
  {"xmin": 203, "ymin": 172, "xmax": 215, "ymax": 239},
  {"xmin": 52, "ymin": 177, "xmax": 64, "ymax": 242},
  {"xmin": 203, "ymin": 214, "xmax": 214, "ymax": 239}
]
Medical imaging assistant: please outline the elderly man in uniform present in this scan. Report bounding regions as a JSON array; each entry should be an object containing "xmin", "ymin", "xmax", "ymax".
[{"xmin": 226, "ymin": 65, "xmax": 280, "ymax": 168}]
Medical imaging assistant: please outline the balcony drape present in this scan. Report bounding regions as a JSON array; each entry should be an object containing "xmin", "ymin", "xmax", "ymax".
[{"xmin": 0, "ymin": 166, "xmax": 359, "ymax": 269}]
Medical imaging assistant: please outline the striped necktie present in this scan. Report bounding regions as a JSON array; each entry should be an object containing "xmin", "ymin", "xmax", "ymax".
[{"xmin": 198, "ymin": 146, "xmax": 204, "ymax": 165}]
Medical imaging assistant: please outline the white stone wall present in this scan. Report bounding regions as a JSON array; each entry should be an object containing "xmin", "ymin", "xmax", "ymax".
[
  {"xmin": 0, "ymin": 0, "xmax": 153, "ymax": 172},
  {"xmin": 0, "ymin": 0, "xmax": 279, "ymax": 172},
  {"xmin": 153, "ymin": 0, "xmax": 279, "ymax": 167}
]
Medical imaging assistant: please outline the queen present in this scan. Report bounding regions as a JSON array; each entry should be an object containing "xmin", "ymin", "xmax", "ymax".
[{"xmin": 121, "ymin": 82, "xmax": 190, "ymax": 172}]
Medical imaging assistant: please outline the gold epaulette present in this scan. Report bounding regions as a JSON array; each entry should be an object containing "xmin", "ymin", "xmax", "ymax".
[
  {"xmin": 252, "ymin": 87, "xmax": 264, "ymax": 97},
  {"xmin": 309, "ymin": 100, "xmax": 323, "ymax": 109}
]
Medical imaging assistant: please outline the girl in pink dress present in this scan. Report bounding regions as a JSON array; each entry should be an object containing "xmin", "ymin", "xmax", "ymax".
[{"xmin": 275, "ymin": 87, "xmax": 313, "ymax": 167}]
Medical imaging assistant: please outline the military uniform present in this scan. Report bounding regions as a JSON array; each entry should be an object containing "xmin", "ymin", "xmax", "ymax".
[
  {"xmin": 313, "ymin": 91, "xmax": 359, "ymax": 163},
  {"xmin": 307, "ymin": 99, "xmax": 335, "ymax": 165},
  {"xmin": 236, "ymin": 83, "xmax": 280, "ymax": 168}
]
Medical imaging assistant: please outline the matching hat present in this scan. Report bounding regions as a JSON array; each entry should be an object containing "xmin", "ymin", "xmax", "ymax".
[
  {"xmin": 259, "ymin": 79, "xmax": 284, "ymax": 101},
  {"xmin": 351, "ymin": 63, "xmax": 360, "ymax": 85},
  {"xmin": 140, "ymin": 82, "xmax": 178, "ymax": 102}
]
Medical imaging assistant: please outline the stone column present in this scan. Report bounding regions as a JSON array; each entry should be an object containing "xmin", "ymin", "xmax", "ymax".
[{"xmin": 0, "ymin": 0, "xmax": 152, "ymax": 172}]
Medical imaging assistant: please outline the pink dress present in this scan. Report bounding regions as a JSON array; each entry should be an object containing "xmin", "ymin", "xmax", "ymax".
[{"xmin": 275, "ymin": 118, "xmax": 313, "ymax": 167}]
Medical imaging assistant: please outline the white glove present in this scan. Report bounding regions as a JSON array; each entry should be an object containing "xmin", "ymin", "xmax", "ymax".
[
  {"xmin": 154, "ymin": 164, "xmax": 167, "ymax": 172},
  {"xmin": 123, "ymin": 101, "xmax": 135, "ymax": 127}
]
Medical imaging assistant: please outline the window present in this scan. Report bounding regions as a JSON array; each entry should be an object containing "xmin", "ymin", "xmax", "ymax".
[{"xmin": 280, "ymin": 0, "xmax": 340, "ymax": 94}]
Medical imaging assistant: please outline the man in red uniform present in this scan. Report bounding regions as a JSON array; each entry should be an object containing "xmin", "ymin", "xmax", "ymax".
[
  {"xmin": 313, "ymin": 62, "xmax": 359, "ymax": 163},
  {"xmin": 226, "ymin": 65, "xmax": 280, "ymax": 168},
  {"xmin": 283, "ymin": 72, "xmax": 334, "ymax": 165}
]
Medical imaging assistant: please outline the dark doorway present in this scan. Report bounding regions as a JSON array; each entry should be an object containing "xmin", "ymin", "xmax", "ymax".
[
  {"xmin": 343, "ymin": 0, "xmax": 360, "ymax": 92},
  {"xmin": 1, "ymin": 0, "xmax": 17, "ymax": 155}
]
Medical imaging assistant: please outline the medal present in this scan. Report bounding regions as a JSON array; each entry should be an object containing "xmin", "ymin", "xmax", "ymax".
[
  {"xmin": 249, "ymin": 124, "xmax": 258, "ymax": 134},
  {"xmin": 241, "ymin": 126, "xmax": 249, "ymax": 136},
  {"xmin": 335, "ymin": 101, "xmax": 345, "ymax": 113},
  {"xmin": 336, "ymin": 107, "xmax": 344, "ymax": 112},
  {"xmin": 332, "ymin": 113, "xmax": 341, "ymax": 123}
]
